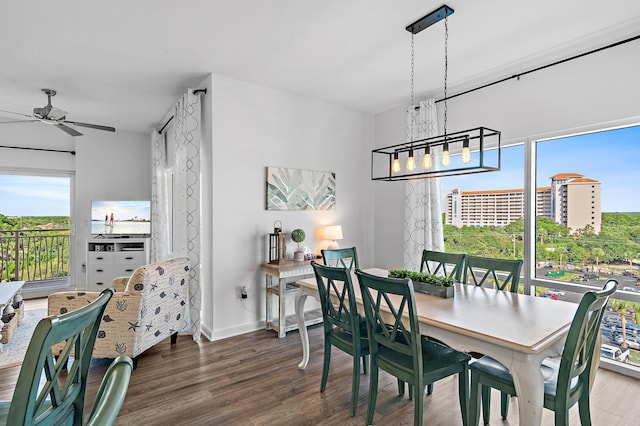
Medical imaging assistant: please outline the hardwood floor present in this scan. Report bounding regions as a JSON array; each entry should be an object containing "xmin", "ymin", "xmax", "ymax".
[{"xmin": 1, "ymin": 323, "xmax": 639, "ymax": 425}]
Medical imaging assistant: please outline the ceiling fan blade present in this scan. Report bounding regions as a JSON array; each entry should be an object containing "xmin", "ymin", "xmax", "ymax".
[
  {"xmin": 0, "ymin": 119, "xmax": 40, "ymax": 124},
  {"xmin": 56, "ymin": 123, "xmax": 83, "ymax": 136},
  {"xmin": 64, "ymin": 120, "xmax": 116, "ymax": 132},
  {"xmin": 0, "ymin": 109, "xmax": 34, "ymax": 118}
]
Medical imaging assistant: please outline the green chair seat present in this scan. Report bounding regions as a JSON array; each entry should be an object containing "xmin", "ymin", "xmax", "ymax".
[
  {"xmin": 420, "ymin": 250, "xmax": 466, "ymax": 282},
  {"xmin": 322, "ymin": 247, "xmax": 360, "ymax": 270},
  {"xmin": 0, "ymin": 289, "xmax": 133, "ymax": 426},
  {"xmin": 356, "ymin": 269, "xmax": 471, "ymax": 426},
  {"xmin": 469, "ymin": 280, "xmax": 618, "ymax": 425},
  {"xmin": 312, "ymin": 261, "xmax": 369, "ymax": 417}
]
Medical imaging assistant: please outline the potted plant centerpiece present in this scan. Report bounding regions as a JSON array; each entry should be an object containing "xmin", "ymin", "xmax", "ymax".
[
  {"xmin": 291, "ymin": 228, "xmax": 306, "ymax": 261},
  {"xmin": 388, "ymin": 269, "xmax": 456, "ymax": 298}
]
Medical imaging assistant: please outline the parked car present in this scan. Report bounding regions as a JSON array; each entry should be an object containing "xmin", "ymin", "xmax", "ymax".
[
  {"xmin": 622, "ymin": 286, "xmax": 640, "ymax": 294},
  {"xmin": 614, "ymin": 333, "xmax": 640, "ymax": 350},
  {"xmin": 600, "ymin": 344, "xmax": 630, "ymax": 362},
  {"xmin": 605, "ymin": 322, "xmax": 640, "ymax": 335}
]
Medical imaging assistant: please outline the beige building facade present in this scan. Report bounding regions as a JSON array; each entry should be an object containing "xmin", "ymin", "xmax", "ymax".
[{"xmin": 446, "ymin": 172, "xmax": 601, "ymax": 233}]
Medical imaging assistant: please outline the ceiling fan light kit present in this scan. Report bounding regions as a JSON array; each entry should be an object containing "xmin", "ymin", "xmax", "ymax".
[
  {"xmin": 0, "ymin": 88, "xmax": 116, "ymax": 136},
  {"xmin": 371, "ymin": 4, "xmax": 502, "ymax": 181}
]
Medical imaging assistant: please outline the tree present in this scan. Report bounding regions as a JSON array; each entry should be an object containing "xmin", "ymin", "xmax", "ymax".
[{"xmin": 591, "ymin": 248, "xmax": 605, "ymax": 273}]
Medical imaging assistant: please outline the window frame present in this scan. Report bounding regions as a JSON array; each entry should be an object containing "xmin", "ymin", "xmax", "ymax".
[{"xmin": 522, "ymin": 123, "xmax": 640, "ymax": 378}]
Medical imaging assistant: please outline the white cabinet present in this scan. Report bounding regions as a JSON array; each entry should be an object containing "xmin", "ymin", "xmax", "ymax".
[{"xmin": 86, "ymin": 238, "xmax": 149, "ymax": 291}]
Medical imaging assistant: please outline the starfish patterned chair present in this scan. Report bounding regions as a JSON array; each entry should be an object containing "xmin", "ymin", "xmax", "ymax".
[{"xmin": 48, "ymin": 257, "xmax": 191, "ymax": 368}]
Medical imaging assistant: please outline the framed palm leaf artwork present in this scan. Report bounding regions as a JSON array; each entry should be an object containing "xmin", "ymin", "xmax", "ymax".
[{"xmin": 266, "ymin": 167, "xmax": 336, "ymax": 210}]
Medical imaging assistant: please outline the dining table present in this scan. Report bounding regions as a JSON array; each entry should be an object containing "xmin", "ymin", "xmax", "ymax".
[{"xmin": 294, "ymin": 268, "xmax": 579, "ymax": 426}]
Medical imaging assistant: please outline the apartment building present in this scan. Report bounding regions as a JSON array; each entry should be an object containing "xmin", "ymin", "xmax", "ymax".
[{"xmin": 446, "ymin": 172, "xmax": 601, "ymax": 232}]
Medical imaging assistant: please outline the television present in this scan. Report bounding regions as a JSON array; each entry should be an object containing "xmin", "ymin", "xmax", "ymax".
[{"xmin": 91, "ymin": 200, "xmax": 151, "ymax": 237}]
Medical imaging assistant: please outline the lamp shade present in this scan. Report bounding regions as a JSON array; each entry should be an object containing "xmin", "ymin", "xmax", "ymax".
[
  {"xmin": 319, "ymin": 225, "xmax": 343, "ymax": 249},
  {"xmin": 319, "ymin": 225, "xmax": 343, "ymax": 241}
]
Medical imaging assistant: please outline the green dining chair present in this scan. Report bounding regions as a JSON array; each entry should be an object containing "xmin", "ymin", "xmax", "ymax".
[
  {"xmin": 322, "ymin": 247, "xmax": 359, "ymax": 271},
  {"xmin": 469, "ymin": 279, "xmax": 618, "ymax": 426},
  {"xmin": 356, "ymin": 269, "xmax": 471, "ymax": 426},
  {"xmin": 0, "ymin": 288, "xmax": 134, "ymax": 426},
  {"xmin": 420, "ymin": 250, "xmax": 466, "ymax": 282},
  {"xmin": 312, "ymin": 261, "xmax": 369, "ymax": 417},
  {"xmin": 463, "ymin": 255, "xmax": 523, "ymax": 292}
]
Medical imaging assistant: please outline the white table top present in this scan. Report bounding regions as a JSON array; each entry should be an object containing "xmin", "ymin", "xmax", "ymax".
[{"xmin": 297, "ymin": 268, "xmax": 578, "ymax": 355}]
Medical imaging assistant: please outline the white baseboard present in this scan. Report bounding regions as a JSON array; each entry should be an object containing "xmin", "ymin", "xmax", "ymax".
[{"xmin": 200, "ymin": 320, "xmax": 265, "ymax": 342}]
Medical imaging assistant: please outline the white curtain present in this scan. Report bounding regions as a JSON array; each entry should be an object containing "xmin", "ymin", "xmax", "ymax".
[
  {"xmin": 151, "ymin": 89, "xmax": 202, "ymax": 339},
  {"xmin": 403, "ymin": 99, "xmax": 444, "ymax": 270}
]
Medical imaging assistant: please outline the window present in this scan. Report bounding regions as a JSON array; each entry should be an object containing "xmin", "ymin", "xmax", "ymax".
[
  {"xmin": 533, "ymin": 125, "xmax": 640, "ymax": 372},
  {"xmin": 440, "ymin": 124, "xmax": 640, "ymax": 376},
  {"xmin": 0, "ymin": 173, "xmax": 72, "ymax": 293}
]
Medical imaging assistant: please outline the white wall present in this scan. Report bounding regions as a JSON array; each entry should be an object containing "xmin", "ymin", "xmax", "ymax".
[
  {"xmin": 203, "ymin": 73, "xmax": 374, "ymax": 340},
  {"xmin": 373, "ymin": 39, "xmax": 640, "ymax": 268},
  {"xmin": 74, "ymin": 131, "xmax": 151, "ymax": 286},
  {"xmin": 0, "ymin": 124, "xmax": 151, "ymax": 289}
]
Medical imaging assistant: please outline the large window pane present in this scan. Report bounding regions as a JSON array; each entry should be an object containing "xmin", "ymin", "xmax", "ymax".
[{"xmin": 535, "ymin": 125, "xmax": 640, "ymax": 368}]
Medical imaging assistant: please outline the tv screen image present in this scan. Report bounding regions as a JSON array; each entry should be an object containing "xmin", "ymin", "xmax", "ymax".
[{"xmin": 91, "ymin": 200, "xmax": 151, "ymax": 236}]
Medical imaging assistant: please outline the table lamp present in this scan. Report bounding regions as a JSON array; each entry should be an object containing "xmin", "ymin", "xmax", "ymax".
[{"xmin": 320, "ymin": 225, "xmax": 343, "ymax": 249}]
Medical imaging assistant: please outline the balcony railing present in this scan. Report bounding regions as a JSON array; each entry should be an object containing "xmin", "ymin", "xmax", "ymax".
[{"xmin": 0, "ymin": 229, "xmax": 70, "ymax": 283}]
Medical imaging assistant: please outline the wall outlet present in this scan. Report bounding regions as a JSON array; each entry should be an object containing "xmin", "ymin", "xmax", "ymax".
[{"xmin": 240, "ymin": 286, "xmax": 248, "ymax": 299}]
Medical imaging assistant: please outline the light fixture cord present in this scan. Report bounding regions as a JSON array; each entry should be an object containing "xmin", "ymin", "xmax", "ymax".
[
  {"xmin": 443, "ymin": 14, "xmax": 448, "ymax": 138},
  {"xmin": 410, "ymin": 32, "xmax": 415, "ymax": 142}
]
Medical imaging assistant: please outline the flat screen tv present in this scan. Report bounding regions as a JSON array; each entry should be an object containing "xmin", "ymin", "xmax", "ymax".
[{"xmin": 91, "ymin": 200, "xmax": 151, "ymax": 237}]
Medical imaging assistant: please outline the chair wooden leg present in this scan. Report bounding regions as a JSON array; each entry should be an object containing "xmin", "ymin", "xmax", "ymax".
[
  {"xmin": 132, "ymin": 356, "xmax": 138, "ymax": 370},
  {"xmin": 408, "ymin": 384, "xmax": 414, "ymax": 400},
  {"xmin": 351, "ymin": 352, "xmax": 361, "ymax": 416},
  {"xmin": 362, "ymin": 354, "xmax": 368, "ymax": 374},
  {"xmin": 469, "ymin": 369, "xmax": 482, "ymax": 426},
  {"xmin": 413, "ymin": 383, "xmax": 424, "ymax": 426},
  {"xmin": 458, "ymin": 367, "xmax": 469, "ymax": 426},
  {"xmin": 500, "ymin": 391, "xmax": 510, "ymax": 419},
  {"xmin": 481, "ymin": 384, "xmax": 491, "ymax": 425},
  {"xmin": 426, "ymin": 383, "xmax": 434, "ymax": 395},
  {"xmin": 320, "ymin": 341, "xmax": 331, "ymax": 392},
  {"xmin": 577, "ymin": 392, "xmax": 593, "ymax": 426},
  {"xmin": 170, "ymin": 331, "xmax": 178, "ymax": 345},
  {"xmin": 397, "ymin": 379, "xmax": 405, "ymax": 396},
  {"xmin": 366, "ymin": 366, "xmax": 379, "ymax": 426}
]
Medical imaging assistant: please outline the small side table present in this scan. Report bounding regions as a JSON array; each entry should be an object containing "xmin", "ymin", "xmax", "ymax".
[{"xmin": 262, "ymin": 261, "xmax": 322, "ymax": 338}]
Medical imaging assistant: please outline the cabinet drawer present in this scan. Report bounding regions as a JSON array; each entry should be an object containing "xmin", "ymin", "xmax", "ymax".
[{"xmin": 88, "ymin": 251, "xmax": 146, "ymax": 264}]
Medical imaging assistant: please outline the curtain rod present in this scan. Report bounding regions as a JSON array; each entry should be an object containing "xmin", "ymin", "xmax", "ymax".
[
  {"xmin": 0, "ymin": 145, "xmax": 75, "ymax": 155},
  {"xmin": 435, "ymin": 33, "xmax": 640, "ymax": 104},
  {"xmin": 158, "ymin": 88, "xmax": 207, "ymax": 134}
]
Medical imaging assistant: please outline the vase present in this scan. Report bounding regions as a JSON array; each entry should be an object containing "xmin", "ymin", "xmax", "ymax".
[
  {"xmin": 413, "ymin": 282, "xmax": 455, "ymax": 298},
  {"xmin": 294, "ymin": 250, "xmax": 304, "ymax": 261}
]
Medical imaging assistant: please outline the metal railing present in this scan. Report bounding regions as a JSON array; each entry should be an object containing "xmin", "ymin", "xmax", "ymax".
[{"xmin": 0, "ymin": 229, "xmax": 70, "ymax": 283}]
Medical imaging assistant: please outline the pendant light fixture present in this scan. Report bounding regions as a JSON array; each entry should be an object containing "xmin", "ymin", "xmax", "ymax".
[{"xmin": 371, "ymin": 5, "xmax": 501, "ymax": 181}]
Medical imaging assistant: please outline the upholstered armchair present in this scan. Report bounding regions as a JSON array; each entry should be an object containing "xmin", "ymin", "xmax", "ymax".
[{"xmin": 48, "ymin": 257, "xmax": 191, "ymax": 368}]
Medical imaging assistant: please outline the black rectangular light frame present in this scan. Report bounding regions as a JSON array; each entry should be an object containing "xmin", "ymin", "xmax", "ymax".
[{"xmin": 406, "ymin": 5, "xmax": 454, "ymax": 34}]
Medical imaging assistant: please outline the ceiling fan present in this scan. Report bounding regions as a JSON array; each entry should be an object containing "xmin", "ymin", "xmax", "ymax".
[{"xmin": 0, "ymin": 89, "xmax": 116, "ymax": 136}]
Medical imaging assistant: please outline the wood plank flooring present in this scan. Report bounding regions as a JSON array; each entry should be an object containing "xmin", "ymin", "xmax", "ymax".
[{"xmin": 1, "ymin": 323, "xmax": 639, "ymax": 425}]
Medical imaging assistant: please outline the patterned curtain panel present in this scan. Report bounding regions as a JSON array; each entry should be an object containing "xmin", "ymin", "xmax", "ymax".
[
  {"xmin": 151, "ymin": 89, "xmax": 202, "ymax": 339},
  {"xmin": 403, "ymin": 99, "xmax": 444, "ymax": 270}
]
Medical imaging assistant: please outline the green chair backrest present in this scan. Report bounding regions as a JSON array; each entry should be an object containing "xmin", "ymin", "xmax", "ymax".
[
  {"xmin": 7, "ymin": 288, "xmax": 114, "ymax": 426},
  {"xmin": 420, "ymin": 250, "xmax": 465, "ymax": 282},
  {"xmin": 322, "ymin": 247, "xmax": 359, "ymax": 271},
  {"xmin": 312, "ymin": 262, "xmax": 361, "ymax": 339},
  {"xmin": 356, "ymin": 270, "xmax": 422, "ymax": 381},
  {"xmin": 555, "ymin": 280, "xmax": 617, "ymax": 406},
  {"xmin": 463, "ymin": 255, "xmax": 523, "ymax": 292}
]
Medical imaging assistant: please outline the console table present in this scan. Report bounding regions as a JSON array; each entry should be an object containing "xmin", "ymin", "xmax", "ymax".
[
  {"xmin": 262, "ymin": 261, "xmax": 322, "ymax": 338},
  {"xmin": 0, "ymin": 281, "xmax": 26, "ymax": 350}
]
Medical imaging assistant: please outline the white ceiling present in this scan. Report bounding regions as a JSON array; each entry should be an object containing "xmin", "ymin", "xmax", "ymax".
[{"xmin": 1, "ymin": 0, "xmax": 639, "ymax": 135}]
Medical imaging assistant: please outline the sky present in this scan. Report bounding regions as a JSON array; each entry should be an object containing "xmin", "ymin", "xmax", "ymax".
[
  {"xmin": 1, "ymin": 125, "xmax": 638, "ymax": 216},
  {"xmin": 0, "ymin": 174, "xmax": 70, "ymax": 216},
  {"xmin": 440, "ymin": 125, "xmax": 640, "ymax": 212}
]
